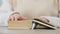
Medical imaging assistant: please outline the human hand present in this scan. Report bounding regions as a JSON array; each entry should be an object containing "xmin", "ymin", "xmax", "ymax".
[{"xmin": 8, "ymin": 12, "xmax": 28, "ymax": 21}]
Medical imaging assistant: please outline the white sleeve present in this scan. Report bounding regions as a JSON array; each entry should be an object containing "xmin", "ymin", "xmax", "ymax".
[{"xmin": 41, "ymin": 16, "xmax": 60, "ymax": 27}]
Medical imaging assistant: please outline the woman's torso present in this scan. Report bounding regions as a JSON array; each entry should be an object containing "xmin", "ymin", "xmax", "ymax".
[{"xmin": 15, "ymin": 0, "xmax": 58, "ymax": 18}]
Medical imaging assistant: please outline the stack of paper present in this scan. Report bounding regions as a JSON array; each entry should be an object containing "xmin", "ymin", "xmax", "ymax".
[{"xmin": 8, "ymin": 20, "xmax": 32, "ymax": 29}]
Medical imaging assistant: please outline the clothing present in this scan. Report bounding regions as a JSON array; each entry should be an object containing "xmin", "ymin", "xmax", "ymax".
[
  {"xmin": 0, "ymin": 0, "xmax": 11, "ymax": 26},
  {"xmin": 13, "ymin": 0, "xmax": 58, "ymax": 18},
  {"xmin": 41, "ymin": 16, "xmax": 60, "ymax": 27}
]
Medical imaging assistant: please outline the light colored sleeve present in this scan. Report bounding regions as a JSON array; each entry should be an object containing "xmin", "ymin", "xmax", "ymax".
[{"xmin": 41, "ymin": 16, "xmax": 60, "ymax": 27}]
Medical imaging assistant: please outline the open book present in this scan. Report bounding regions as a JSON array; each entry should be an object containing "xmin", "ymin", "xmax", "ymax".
[{"xmin": 32, "ymin": 18, "xmax": 57, "ymax": 29}]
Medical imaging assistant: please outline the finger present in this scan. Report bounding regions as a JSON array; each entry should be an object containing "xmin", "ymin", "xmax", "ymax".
[
  {"xmin": 11, "ymin": 17, "xmax": 14, "ymax": 21},
  {"xmin": 15, "ymin": 17, "xmax": 18, "ymax": 21},
  {"xmin": 13, "ymin": 17, "xmax": 15, "ymax": 21},
  {"xmin": 8, "ymin": 17, "xmax": 12, "ymax": 21}
]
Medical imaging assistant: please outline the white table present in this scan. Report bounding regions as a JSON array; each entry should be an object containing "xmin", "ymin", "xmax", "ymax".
[{"xmin": 0, "ymin": 26, "xmax": 60, "ymax": 34}]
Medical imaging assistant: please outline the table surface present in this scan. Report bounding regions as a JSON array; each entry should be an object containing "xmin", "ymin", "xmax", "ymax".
[{"xmin": 0, "ymin": 26, "xmax": 60, "ymax": 34}]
